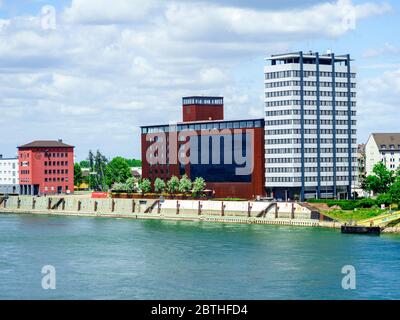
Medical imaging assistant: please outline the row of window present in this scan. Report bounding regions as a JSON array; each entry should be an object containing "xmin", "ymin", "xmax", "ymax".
[
  {"xmin": 266, "ymin": 176, "xmax": 356, "ymax": 183},
  {"xmin": 265, "ymin": 90, "xmax": 356, "ymax": 98},
  {"xmin": 266, "ymin": 147, "xmax": 356, "ymax": 154},
  {"xmin": 266, "ymin": 109, "xmax": 356, "ymax": 116},
  {"xmin": 265, "ymin": 129, "xmax": 357, "ymax": 135},
  {"xmin": 148, "ymin": 169, "xmax": 170, "ymax": 175},
  {"xmin": 44, "ymin": 169, "xmax": 69, "ymax": 175},
  {"xmin": 265, "ymin": 80, "xmax": 356, "ymax": 89},
  {"xmin": 0, "ymin": 162, "xmax": 17, "ymax": 168},
  {"xmin": 0, "ymin": 171, "xmax": 17, "ymax": 176},
  {"xmin": 265, "ymin": 70, "xmax": 356, "ymax": 80},
  {"xmin": 45, "ymin": 152, "xmax": 69, "ymax": 158},
  {"xmin": 0, "ymin": 178, "xmax": 17, "ymax": 183},
  {"xmin": 266, "ymin": 100, "xmax": 356, "ymax": 107},
  {"xmin": 183, "ymin": 97, "xmax": 223, "ymax": 105},
  {"xmin": 44, "ymin": 161, "xmax": 69, "ymax": 166},
  {"xmin": 44, "ymin": 177, "xmax": 69, "ymax": 182},
  {"xmin": 20, "ymin": 170, "xmax": 30, "ymax": 175},
  {"xmin": 19, "ymin": 152, "xmax": 69, "ymax": 159},
  {"xmin": 266, "ymin": 166, "xmax": 356, "ymax": 173},
  {"xmin": 266, "ymin": 138, "xmax": 356, "ymax": 145},
  {"xmin": 142, "ymin": 120, "xmax": 263, "ymax": 134},
  {"xmin": 381, "ymin": 145, "xmax": 400, "ymax": 150},
  {"xmin": 383, "ymin": 158, "xmax": 400, "ymax": 162},
  {"xmin": 382, "ymin": 152, "xmax": 400, "ymax": 156},
  {"xmin": 266, "ymin": 119, "xmax": 356, "ymax": 126},
  {"xmin": 266, "ymin": 157, "xmax": 357, "ymax": 163}
]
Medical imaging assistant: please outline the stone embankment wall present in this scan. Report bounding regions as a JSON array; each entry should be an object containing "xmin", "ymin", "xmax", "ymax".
[{"xmin": 0, "ymin": 196, "xmax": 339, "ymax": 228}]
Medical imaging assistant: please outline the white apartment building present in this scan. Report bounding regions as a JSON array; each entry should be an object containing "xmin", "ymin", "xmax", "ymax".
[
  {"xmin": 0, "ymin": 155, "xmax": 19, "ymax": 194},
  {"xmin": 264, "ymin": 51, "xmax": 357, "ymax": 201},
  {"xmin": 365, "ymin": 133, "xmax": 400, "ymax": 175}
]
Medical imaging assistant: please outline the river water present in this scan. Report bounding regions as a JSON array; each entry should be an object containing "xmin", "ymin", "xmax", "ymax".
[{"xmin": 0, "ymin": 214, "xmax": 400, "ymax": 299}]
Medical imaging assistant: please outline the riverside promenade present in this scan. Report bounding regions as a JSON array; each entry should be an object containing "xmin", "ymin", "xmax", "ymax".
[{"xmin": 0, "ymin": 195, "xmax": 339, "ymax": 228}]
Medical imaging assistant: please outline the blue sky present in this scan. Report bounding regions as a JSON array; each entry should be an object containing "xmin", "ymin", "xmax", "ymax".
[{"xmin": 0, "ymin": 0, "xmax": 399, "ymax": 160}]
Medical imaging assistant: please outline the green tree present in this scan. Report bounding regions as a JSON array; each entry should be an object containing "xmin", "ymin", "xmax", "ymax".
[
  {"xmin": 79, "ymin": 160, "xmax": 90, "ymax": 168},
  {"xmin": 192, "ymin": 177, "xmax": 206, "ymax": 197},
  {"xmin": 105, "ymin": 157, "xmax": 132, "ymax": 187},
  {"xmin": 389, "ymin": 178, "xmax": 400, "ymax": 205},
  {"xmin": 126, "ymin": 159, "xmax": 142, "ymax": 167},
  {"xmin": 154, "ymin": 178, "xmax": 166, "ymax": 193},
  {"xmin": 138, "ymin": 178, "xmax": 152, "ymax": 195},
  {"xmin": 363, "ymin": 162, "xmax": 395, "ymax": 194},
  {"xmin": 74, "ymin": 163, "xmax": 83, "ymax": 186},
  {"xmin": 88, "ymin": 150, "xmax": 108, "ymax": 191},
  {"xmin": 179, "ymin": 174, "xmax": 192, "ymax": 194},
  {"xmin": 376, "ymin": 193, "xmax": 393, "ymax": 206},
  {"xmin": 166, "ymin": 176, "xmax": 180, "ymax": 194}
]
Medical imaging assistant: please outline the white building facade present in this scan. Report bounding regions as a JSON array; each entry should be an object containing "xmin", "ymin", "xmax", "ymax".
[
  {"xmin": 0, "ymin": 156, "xmax": 19, "ymax": 194},
  {"xmin": 365, "ymin": 133, "xmax": 400, "ymax": 176},
  {"xmin": 264, "ymin": 51, "xmax": 357, "ymax": 201}
]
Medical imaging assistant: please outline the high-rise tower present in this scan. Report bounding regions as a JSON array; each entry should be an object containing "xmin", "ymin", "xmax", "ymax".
[{"xmin": 264, "ymin": 51, "xmax": 357, "ymax": 201}]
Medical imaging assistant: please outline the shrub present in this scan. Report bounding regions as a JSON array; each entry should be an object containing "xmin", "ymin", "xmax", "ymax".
[
  {"xmin": 111, "ymin": 182, "xmax": 128, "ymax": 192},
  {"xmin": 167, "ymin": 176, "xmax": 180, "ymax": 194},
  {"xmin": 138, "ymin": 178, "xmax": 152, "ymax": 195},
  {"xmin": 125, "ymin": 177, "xmax": 137, "ymax": 193},
  {"xmin": 154, "ymin": 178, "xmax": 166, "ymax": 193},
  {"xmin": 376, "ymin": 193, "xmax": 393, "ymax": 206},
  {"xmin": 307, "ymin": 198, "xmax": 378, "ymax": 210},
  {"xmin": 336, "ymin": 200, "xmax": 357, "ymax": 210},
  {"xmin": 356, "ymin": 198, "xmax": 376, "ymax": 208},
  {"xmin": 192, "ymin": 177, "xmax": 206, "ymax": 197},
  {"xmin": 178, "ymin": 175, "xmax": 192, "ymax": 194}
]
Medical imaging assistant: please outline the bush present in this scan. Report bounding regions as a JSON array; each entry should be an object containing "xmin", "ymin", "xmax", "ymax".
[
  {"xmin": 167, "ymin": 176, "xmax": 180, "ymax": 194},
  {"xmin": 356, "ymin": 198, "xmax": 376, "ymax": 208},
  {"xmin": 154, "ymin": 178, "xmax": 166, "ymax": 193},
  {"xmin": 336, "ymin": 200, "xmax": 358, "ymax": 210},
  {"xmin": 125, "ymin": 177, "xmax": 137, "ymax": 193},
  {"xmin": 138, "ymin": 179, "xmax": 152, "ymax": 195},
  {"xmin": 308, "ymin": 198, "xmax": 378, "ymax": 210},
  {"xmin": 111, "ymin": 182, "xmax": 128, "ymax": 192},
  {"xmin": 179, "ymin": 175, "xmax": 192, "ymax": 194},
  {"xmin": 192, "ymin": 177, "xmax": 206, "ymax": 197},
  {"xmin": 376, "ymin": 193, "xmax": 393, "ymax": 206}
]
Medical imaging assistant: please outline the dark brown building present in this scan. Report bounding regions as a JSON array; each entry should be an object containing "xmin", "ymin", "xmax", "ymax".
[
  {"xmin": 141, "ymin": 97, "xmax": 265, "ymax": 199},
  {"xmin": 182, "ymin": 96, "xmax": 224, "ymax": 122}
]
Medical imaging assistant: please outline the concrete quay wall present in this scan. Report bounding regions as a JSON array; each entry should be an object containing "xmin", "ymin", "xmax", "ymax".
[{"xmin": 0, "ymin": 196, "xmax": 338, "ymax": 228}]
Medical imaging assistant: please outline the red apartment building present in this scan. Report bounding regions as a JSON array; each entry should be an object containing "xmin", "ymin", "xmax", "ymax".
[
  {"xmin": 18, "ymin": 140, "xmax": 74, "ymax": 195},
  {"xmin": 141, "ymin": 97, "xmax": 265, "ymax": 199}
]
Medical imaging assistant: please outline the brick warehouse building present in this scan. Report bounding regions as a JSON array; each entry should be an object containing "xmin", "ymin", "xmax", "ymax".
[
  {"xmin": 18, "ymin": 140, "xmax": 74, "ymax": 195},
  {"xmin": 141, "ymin": 97, "xmax": 265, "ymax": 199}
]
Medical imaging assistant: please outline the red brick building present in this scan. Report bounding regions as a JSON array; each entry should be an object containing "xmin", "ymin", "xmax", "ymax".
[
  {"xmin": 18, "ymin": 140, "xmax": 74, "ymax": 195},
  {"xmin": 182, "ymin": 96, "xmax": 224, "ymax": 122},
  {"xmin": 141, "ymin": 97, "xmax": 265, "ymax": 199}
]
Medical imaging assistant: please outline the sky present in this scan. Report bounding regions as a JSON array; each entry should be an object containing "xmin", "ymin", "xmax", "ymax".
[{"xmin": 0, "ymin": 0, "xmax": 399, "ymax": 161}]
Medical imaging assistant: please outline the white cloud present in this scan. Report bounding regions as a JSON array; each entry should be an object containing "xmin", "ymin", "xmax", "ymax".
[
  {"xmin": 362, "ymin": 43, "xmax": 400, "ymax": 58},
  {"xmin": 0, "ymin": 0, "xmax": 393, "ymax": 159},
  {"xmin": 200, "ymin": 68, "xmax": 229, "ymax": 86},
  {"xmin": 63, "ymin": 0, "xmax": 160, "ymax": 24},
  {"xmin": 164, "ymin": 0, "xmax": 390, "ymax": 41},
  {"xmin": 358, "ymin": 69, "xmax": 400, "ymax": 142}
]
